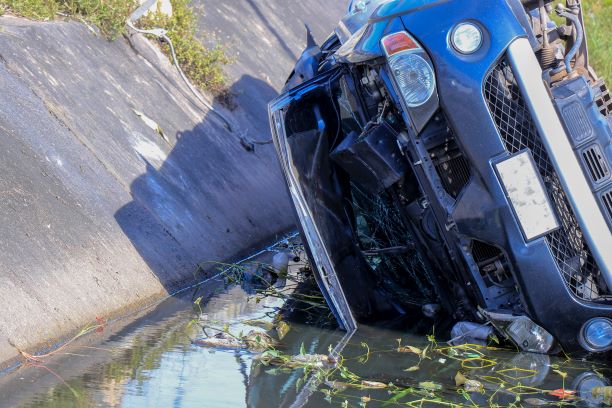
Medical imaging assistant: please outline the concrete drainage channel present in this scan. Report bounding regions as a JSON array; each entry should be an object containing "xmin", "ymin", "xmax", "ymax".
[
  {"xmin": 1, "ymin": 2, "xmax": 612, "ymax": 407},
  {"xmin": 0, "ymin": 0, "xmax": 345, "ymax": 370}
]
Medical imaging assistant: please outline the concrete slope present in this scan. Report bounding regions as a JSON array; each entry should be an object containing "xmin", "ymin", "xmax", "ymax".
[
  {"xmin": 193, "ymin": 0, "xmax": 347, "ymax": 139},
  {"xmin": 0, "ymin": 0, "xmax": 345, "ymax": 368}
]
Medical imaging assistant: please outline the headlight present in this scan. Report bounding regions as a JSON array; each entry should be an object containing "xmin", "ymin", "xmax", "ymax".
[
  {"xmin": 451, "ymin": 22, "xmax": 483, "ymax": 54},
  {"xmin": 506, "ymin": 316, "xmax": 555, "ymax": 353},
  {"xmin": 389, "ymin": 54, "xmax": 435, "ymax": 107},
  {"xmin": 485, "ymin": 312, "xmax": 556, "ymax": 353},
  {"xmin": 495, "ymin": 151, "xmax": 560, "ymax": 241},
  {"xmin": 580, "ymin": 318, "xmax": 612, "ymax": 352},
  {"xmin": 382, "ymin": 32, "xmax": 436, "ymax": 108}
]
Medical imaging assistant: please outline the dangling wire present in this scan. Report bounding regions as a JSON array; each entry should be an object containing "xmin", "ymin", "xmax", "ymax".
[{"xmin": 125, "ymin": 20, "xmax": 234, "ymax": 133}]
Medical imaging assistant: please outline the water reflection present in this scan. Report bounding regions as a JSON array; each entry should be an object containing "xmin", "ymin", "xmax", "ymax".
[{"xmin": 1, "ymin": 262, "xmax": 610, "ymax": 408}]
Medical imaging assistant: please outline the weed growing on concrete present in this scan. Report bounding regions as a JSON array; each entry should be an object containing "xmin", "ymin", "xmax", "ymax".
[
  {"xmin": 63, "ymin": 0, "xmax": 136, "ymax": 39},
  {"xmin": 138, "ymin": 0, "xmax": 229, "ymax": 93},
  {"xmin": 0, "ymin": 0, "xmax": 58, "ymax": 20},
  {"xmin": 0, "ymin": 0, "xmax": 229, "ymax": 91},
  {"xmin": 0, "ymin": 0, "xmax": 135, "ymax": 38}
]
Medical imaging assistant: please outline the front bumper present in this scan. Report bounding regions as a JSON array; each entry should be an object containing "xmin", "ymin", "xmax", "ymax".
[
  {"xmin": 373, "ymin": 0, "xmax": 612, "ymax": 352},
  {"xmin": 506, "ymin": 39, "xmax": 612, "ymax": 286},
  {"xmin": 381, "ymin": 0, "xmax": 612, "ymax": 352},
  {"xmin": 471, "ymin": 39, "xmax": 612, "ymax": 352}
]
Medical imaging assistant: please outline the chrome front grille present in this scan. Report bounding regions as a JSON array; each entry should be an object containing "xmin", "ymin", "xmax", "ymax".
[{"xmin": 484, "ymin": 59, "xmax": 609, "ymax": 301}]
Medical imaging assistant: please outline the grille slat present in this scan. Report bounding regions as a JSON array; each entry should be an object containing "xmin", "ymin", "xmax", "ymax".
[
  {"xmin": 582, "ymin": 145, "xmax": 610, "ymax": 183},
  {"xmin": 484, "ymin": 59, "xmax": 609, "ymax": 301},
  {"xmin": 603, "ymin": 190, "xmax": 612, "ymax": 220}
]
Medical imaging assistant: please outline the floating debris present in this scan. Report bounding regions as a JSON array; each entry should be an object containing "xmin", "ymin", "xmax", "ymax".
[
  {"xmin": 524, "ymin": 397, "xmax": 553, "ymax": 406},
  {"xmin": 192, "ymin": 332, "xmax": 243, "ymax": 349},
  {"xmin": 242, "ymin": 319, "xmax": 275, "ymax": 331},
  {"xmin": 592, "ymin": 386, "xmax": 612, "ymax": 405},
  {"xmin": 397, "ymin": 345, "xmax": 422, "ymax": 355},
  {"xmin": 258, "ymin": 351, "xmax": 337, "ymax": 370},
  {"xmin": 360, "ymin": 380, "xmax": 388, "ymax": 389},
  {"xmin": 242, "ymin": 331, "xmax": 275, "ymax": 351},
  {"xmin": 454, "ymin": 370, "xmax": 484, "ymax": 393},
  {"xmin": 275, "ymin": 320, "xmax": 290, "ymax": 340},
  {"xmin": 193, "ymin": 330, "xmax": 275, "ymax": 351},
  {"xmin": 188, "ymin": 246, "xmax": 610, "ymax": 408},
  {"xmin": 549, "ymin": 388, "xmax": 576, "ymax": 399},
  {"xmin": 418, "ymin": 381, "xmax": 442, "ymax": 391}
]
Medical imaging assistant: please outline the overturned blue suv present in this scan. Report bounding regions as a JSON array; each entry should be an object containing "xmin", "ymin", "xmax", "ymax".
[{"xmin": 269, "ymin": 0, "xmax": 612, "ymax": 355}]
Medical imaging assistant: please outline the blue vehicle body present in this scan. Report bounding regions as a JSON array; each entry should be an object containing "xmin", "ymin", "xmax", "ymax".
[{"xmin": 270, "ymin": 0, "xmax": 612, "ymax": 353}]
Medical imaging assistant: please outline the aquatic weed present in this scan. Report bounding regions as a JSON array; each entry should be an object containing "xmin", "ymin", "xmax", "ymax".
[{"xmin": 255, "ymin": 332, "xmax": 611, "ymax": 407}]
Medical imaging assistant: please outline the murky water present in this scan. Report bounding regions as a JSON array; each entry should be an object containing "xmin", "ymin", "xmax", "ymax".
[{"xmin": 0, "ymin": 252, "xmax": 610, "ymax": 408}]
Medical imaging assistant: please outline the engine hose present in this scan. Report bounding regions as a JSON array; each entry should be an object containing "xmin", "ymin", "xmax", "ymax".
[{"xmin": 556, "ymin": 7, "xmax": 584, "ymax": 74}]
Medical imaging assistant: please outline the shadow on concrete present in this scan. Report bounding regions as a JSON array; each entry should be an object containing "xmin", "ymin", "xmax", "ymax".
[
  {"xmin": 114, "ymin": 75, "xmax": 286, "ymax": 292},
  {"xmin": 244, "ymin": 0, "xmax": 298, "ymax": 61},
  {"xmin": 216, "ymin": 74, "xmax": 281, "ymax": 140}
]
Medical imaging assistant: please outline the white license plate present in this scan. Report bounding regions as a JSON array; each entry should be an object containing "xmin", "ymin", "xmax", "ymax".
[{"xmin": 496, "ymin": 151, "xmax": 560, "ymax": 241}]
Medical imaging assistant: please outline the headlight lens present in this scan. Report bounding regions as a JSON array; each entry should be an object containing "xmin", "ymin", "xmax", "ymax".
[
  {"xmin": 389, "ymin": 53, "xmax": 435, "ymax": 107},
  {"xmin": 506, "ymin": 316, "xmax": 555, "ymax": 353},
  {"xmin": 582, "ymin": 318, "xmax": 612, "ymax": 352},
  {"xmin": 451, "ymin": 22, "xmax": 483, "ymax": 54}
]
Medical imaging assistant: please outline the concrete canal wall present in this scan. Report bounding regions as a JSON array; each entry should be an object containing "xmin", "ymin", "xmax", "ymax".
[{"xmin": 0, "ymin": 0, "xmax": 345, "ymax": 368}]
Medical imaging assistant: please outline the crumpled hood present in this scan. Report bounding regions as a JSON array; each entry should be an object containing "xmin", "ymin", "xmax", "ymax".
[{"xmin": 337, "ymin": 0, "xmax": 395, "ymax": 43}]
